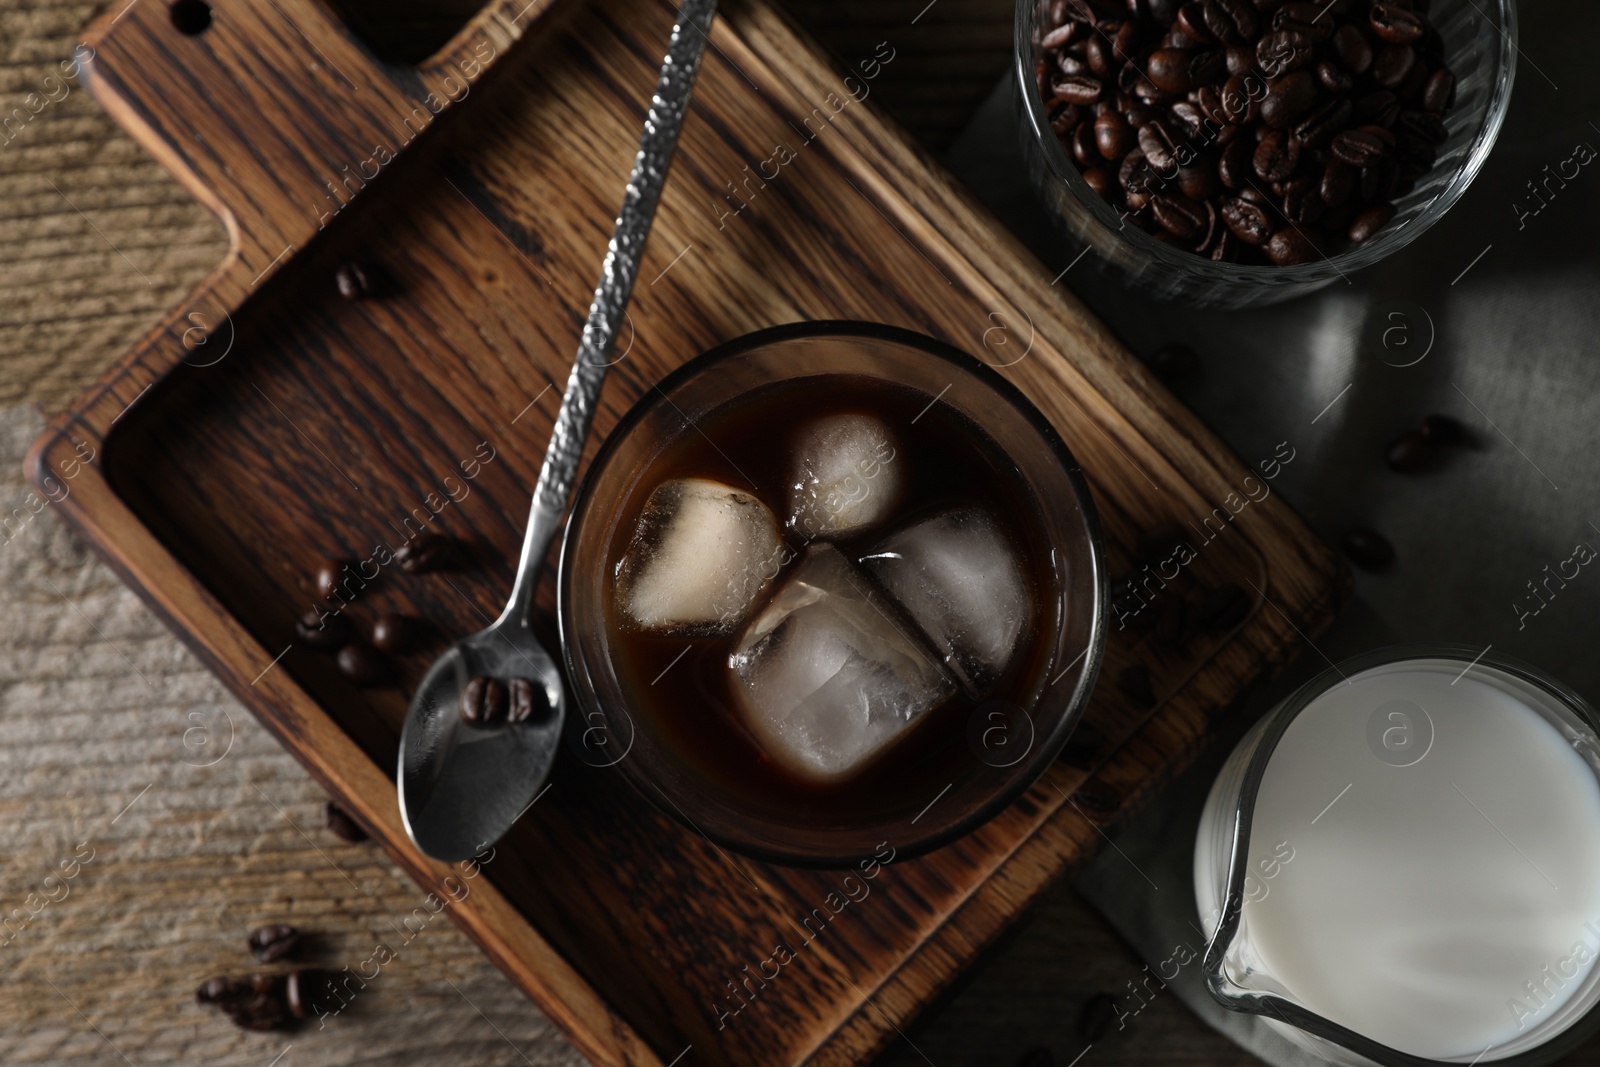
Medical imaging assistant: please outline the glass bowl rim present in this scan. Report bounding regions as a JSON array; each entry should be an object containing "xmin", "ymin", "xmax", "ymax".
[
  {"xmin": 555, "ymin": 318, "xmax": 1110, "ymax": 867},
  {"xmin": 1201, "ymin": 642, "xmax": 1600, "ymax": 1066},
  {"xmin": 1012, "ymin": 0, "xmax": 1520, "ymax": 282}
]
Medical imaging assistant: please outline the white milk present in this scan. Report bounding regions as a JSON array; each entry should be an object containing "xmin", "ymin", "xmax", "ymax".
[{"xmin": 1195, "ymin": 658, "xmax": 1600, "ymax": 1063}]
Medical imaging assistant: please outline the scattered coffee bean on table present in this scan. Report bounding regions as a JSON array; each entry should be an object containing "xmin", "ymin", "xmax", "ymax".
[
  {"xmin": 1340, "ymin": 527, "xmax": 1395, "ymax": 570},
  {"xmin": 370, "ymin": 612, "xmax": 419, "ymax": 654},
  {"xmin": 324, "ymin": 799, "xmax": 368, "ymax": 843},
  {"xmin": 294, "ymin": 609, "xmax": 349, "ymax": 649},
  {"xmin": 334, "ymin": 262, "xmax": 372, "ymax": 301},
  {"xmin": 460, "ymin": 675, "xmax": 509, "ymax": 726},
  {"xmin": 1035, "ymin": 0, "xmax": 1457, "ymax": 263},
  {"xmin": 229, "ymin": 974, "xmax": 291, "ymax": 1032},
  {"xmin": 336, "ymin": 642, "xmax": 388, "ymax": 685},
  {"xmin": 313, "ymin": 557, "xmax": 344, "ymax": 601},
  {"xmin": 1419, "ymin": 412, "xmax": 1466, "ymax": 445},
  {"xmin": 286, "ymin": 968, "xmax": 334, "ymax": 1020},
  {"xmin": 1386, "ymin": 430, "xmax": 1433, "ymax": 472},
  {"xmin": 394, "ymin": 530, "xmax": 454, "ymax": 573},
  {"xmin": 196, "ymin": 976, "xmax": 242, "ymax": 1007},
  {"xmin": 247, "ymin": 923, "xmax": 300, "ymax": 963}
]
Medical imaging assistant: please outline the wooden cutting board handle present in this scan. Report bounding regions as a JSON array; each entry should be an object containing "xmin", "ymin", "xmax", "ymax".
[{"xmin": 78, "ymin": 0, "xmax": 537, "ymax": 305}]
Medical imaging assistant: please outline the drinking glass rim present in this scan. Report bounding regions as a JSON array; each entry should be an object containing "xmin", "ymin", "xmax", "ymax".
[
  {"xmin": 1201, "ymin": 643, "xmax": 1600, "ymax": 1067},
  {"xmin": 554, "ymin": 319, "xmax": 1109, "ymax": 867},
  {"xmin": 1012, "ymin": 0, "xmax": 1520, "ymax": 283}
]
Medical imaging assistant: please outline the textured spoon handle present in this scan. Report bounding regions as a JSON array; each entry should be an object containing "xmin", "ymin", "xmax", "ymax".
[{"xmin": 499, "ymin": 0, "xmax": 718, "ymax": 629}]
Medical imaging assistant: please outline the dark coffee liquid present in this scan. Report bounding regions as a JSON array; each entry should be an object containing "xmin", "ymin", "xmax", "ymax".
[{"xmin": 604, "ymin": 374, "xmax": 1059, "ymax": 823}]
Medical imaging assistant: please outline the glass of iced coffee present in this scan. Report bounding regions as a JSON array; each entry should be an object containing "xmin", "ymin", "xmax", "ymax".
[{"xmin": 558, "ymin": 322, "xmax": 1106, "ymax": 865}]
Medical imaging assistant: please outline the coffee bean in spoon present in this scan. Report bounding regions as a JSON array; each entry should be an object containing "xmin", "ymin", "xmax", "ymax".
[
  {"xmin": 394, "ymin": 531, "xmax": 453, "ymax": 573},
  {"xmin": 1386, "ymin": 431, "xmax": 1434, "ymax": 472},
  {"xmin": 323, "ymin": 799, "xmax": 367, "ymax": 843},
  {"xmin": 370, "ymin": 613, "xmax": 419, "ymax": 654},
  {"xmin": 1340, "ymin": 528, "xmax": 1395, "ymax": 571},
  {"xmin": 247, "ymin": 923, "xmax": 300, "ymax": 963},
  {"xmin": 507, "ymin": 677, "xmax": 541, "ymax": 724},
  {"xmin": 460, "ymin": 675, "xmax": 508, "ymax": 727},
  {"xmin": 336, "ymin": 642, "xmax": 388, "ymax": 685}
]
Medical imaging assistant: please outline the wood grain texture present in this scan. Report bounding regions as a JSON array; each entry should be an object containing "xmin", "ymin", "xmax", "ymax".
[{"xmin": 23, "ymin": 0, "xmax": 1346, "ymax": 1065}]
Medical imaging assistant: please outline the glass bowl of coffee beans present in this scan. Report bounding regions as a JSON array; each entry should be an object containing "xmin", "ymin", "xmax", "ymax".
[{"xmin": 1017, "ymin": 0, "xmax": 1516, "ymax": 307}]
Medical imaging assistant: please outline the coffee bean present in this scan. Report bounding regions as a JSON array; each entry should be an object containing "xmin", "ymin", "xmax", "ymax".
[
  {"xmin": 1256, "ymin": 28, "xmax": 1311, "ymax": 78},
  {"xmin": 1148, "ymin": 343, "xmax": 1200, "ymax": 379},
  {"xmin": 1201, "ymin": 583, "xmax": 1251, "ymax": 631},
  {"xmin": 1331, "ymin": 127, "xmax": 1389, "ymax": 167},
  {"xmin": 1218, "ymin": 135, "xmax": 1254, "ymax": 188},
  {"xmin": 1259, "ymin": 69, "xmax": 1317, "ymax": 129},
  {"xmin": 1420, "ymin": 414, "xmax": 1466, "ymax": 445},
  {"xmin": 1095, "ymin": 109, "xmax": 1135, "ymax": 159},
  {"xmin": 324, "ymin": 799, "xmax": 367, "ymax": 843},
  {"xmin": 1293, "ymin": 98, "xmax": 1352, "ymax": 150},
  {"xmin": 286, "ymin": 968, "xmax": 334, "ymax": 1020},
  {"xmin": 1372, "ymin": 43, "xmax": 1415, "ymax": 89},
  {"xmin": 1042, "ymin": 21, "xmax": 1083, "ymax": 49},
  {"xmin": 248, "ymin": 923, "xmax": 300, "ymax": 963},
  {"xmin": 1117, "ymin": 663, "xmax": 1156, "ymax": 707},
  {"xmin": 336, "ymin": 642, "xmax": 388, "ymax": 685},
  {"xmin": 1175, "ymin": 2, "xmax": 1214, "ymax": 42},
  {"xmin": 460, "ymin": 675, "xmax": 508, "ymax": 727},
  {"xmin": 314, "ymin": 558, "xmax": 344, "ymax": 601},
  {"xmin": 1359, "ymin": 156, "xmax": 1399, "ymax": 202},
  {"xmin": 1348, "ymin": 202, "xmax": 1396, "ymax": 243},
  {"xmin": 1083, "ymin": 165, "xmax": 1115, "ymax": 198},
  {"xmin": 1320, "ymin": 159, "xmax": 1356, "ymax": 206},
  {"xmin": 1224, "ymin": 42, "xmax": 1254, "ymax": 75},
  {"xmin": 1056, "ymin": 73, "xmax": 1105, "ymax": 104},
  {"xmin": 1222, "ymin": 196, "xmax": 1273, "ymax": 243},
  {"xmin": 1147, "ymin": 48, "xmax": 1197, "ymax": 92},
  {"xmin": 370, "ymin": 613, "xmax": 418, "ymax": 654},
  {"xmin": 295, "ymin": 609, "xmax": 349, "ymax": 649},
  {"xmin": 1422, "ymin": 68, "xmax": 1455, "ymax": 114},
  {"xmin": 1152, "ymin": 193, "xmax": 1209, "ymax": 238},
  {"xmin": 226, "ymin": 979, "xmax": 291, "ymax": 1032},
  {"xmin": 197, "ymin": 976, "xmax": 243, "ymax": 1007},
  {"xmin": 334, "ymin": 263, "xmax": 371, "ymax": 301},
  {"xmin": 1332, "ymin": 24, "xmax": 1373, "ymax": 74},
  {"xmin": 1120, "ymin": 149, "xmax": 1161, "ymax": 206},
  {"xmin": 1315, "ymin": 59, "xmax": 1353, "ymax": 95},
  {"xmin": 1265, "ymin": 227, "xmax": 1320, "ymax": 264},
  {"xmin": 1049, "ymin": 100, "xmax": 1081, "ymax": 136},
  {"xmin": 1386, "ymin": 430, "xmax": 1433, "ymax": 472},
  {"xmin": 1369, "ymin": 2, "xmax": 1424, "ymax": 44},
  {"xmin": 1282, "ymin": 176, "xmax": 1323, "ymax": 226},
  {"xmin": 1207, "ymin": 0, "xmax": 1256, "ymax": 42},
  {"xmin": 394, "ymin": 530, "xmax": 453, "ymax": 573},
  {"xmin": 507, "ymin": 677, "xmax": 542, "ymax": 724},
  {"xmin": 1340, "ymin": 528, "xmax": 1395, "ymax": 571},
  {"xmin": 1079, "ymin": 993, "xmax": 1120, "ymax": 1042},
  {"xmin": 1253, "ymin": 129, "xmax": 1299, "ymax": 181}
]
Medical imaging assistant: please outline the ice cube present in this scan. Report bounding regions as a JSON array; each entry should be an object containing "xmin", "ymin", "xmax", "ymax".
[
  {"xmin": 729, "ymin": 544, "xmax": 955, "ymax": 782},
  {"xmin": 615, "ymin": 478, "xmax": 786, "ymax": 636},
  {"xmin": 787, "ymin": 414, "xmax": 903, "ymax": 540},
  {"xmin": 860, "ymin": 507, "xmax": 1030, "ymax": 694}
]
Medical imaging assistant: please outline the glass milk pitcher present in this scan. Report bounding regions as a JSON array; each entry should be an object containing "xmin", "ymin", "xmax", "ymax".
[{"xmin": 1194, "ymin": 647, "xmax": 1600, "ymax": 1066}]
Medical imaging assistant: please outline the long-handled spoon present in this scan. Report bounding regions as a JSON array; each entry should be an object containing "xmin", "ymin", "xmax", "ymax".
[{"xmin": 398, "ymin": 0, "xmax": 718, "ymax": 861}]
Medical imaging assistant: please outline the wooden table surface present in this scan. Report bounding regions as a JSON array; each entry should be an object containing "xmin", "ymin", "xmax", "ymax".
[{"xmin": 0, "ymin": 1, "xmax": 1588, "ymax": 1065}]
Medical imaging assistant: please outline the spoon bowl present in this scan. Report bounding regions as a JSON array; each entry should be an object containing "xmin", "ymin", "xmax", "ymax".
[{"xmin": 397, "ymin": 620, "xmax": 564, "ymax": 862}]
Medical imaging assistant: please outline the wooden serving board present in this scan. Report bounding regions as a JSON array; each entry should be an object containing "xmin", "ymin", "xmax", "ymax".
[{"xmin": 28, "ymin": 0, "xmax": 1347, "ymax": 1062}]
